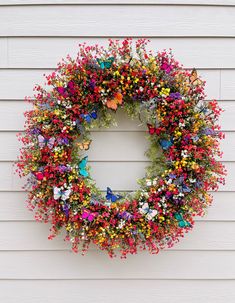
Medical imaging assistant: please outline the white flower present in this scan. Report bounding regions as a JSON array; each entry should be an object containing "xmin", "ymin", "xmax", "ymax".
[
  {"xmin": 181, "ymin": 150, "xmax": 188, "ymax": 158},
  {"xmin": 118, "ymin": 220, "xmax": 126, "ymax": 229}
]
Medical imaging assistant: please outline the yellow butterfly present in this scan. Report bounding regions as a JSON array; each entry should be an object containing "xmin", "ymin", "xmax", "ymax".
[
  {"xmin": 190, "ymin": 68, "xmax": 203, "ymax": 86},
  {"xmin": 77, "ymin": 140, "xmax": 91, "ymax": 150}
]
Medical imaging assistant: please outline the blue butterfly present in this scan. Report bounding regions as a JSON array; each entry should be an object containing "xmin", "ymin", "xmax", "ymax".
[
  {"xmin": 97, "ymin": 57, "xmax": 114, "ymax": 69},
  {"xmin": 38, "ymin": 103, "xmax": 51, "ymax": 110},
  {"xmin": 80, "ymin": 110, "xmax": 97, "ymax": 123},
  {"xmin": 180, "ymin": 184, "xmax": 191, "ymax": 193},
  {"xmin": 174, "ymin": 176, "xmax": 191, "ymax": 193},
  {"xmin": 174, "ymin": 212, "xmax": 191, "ymax": 228},
  {"xmin": 106, "ymin": 187, "xmax": 122, "ymax": 202},
  {"xmin": 159, "ymin": 138, "xmax": 173, "ymax": 150},
  {"xmin": 78, "ymin": 156, "xmax": 89, "ymax": 178}
]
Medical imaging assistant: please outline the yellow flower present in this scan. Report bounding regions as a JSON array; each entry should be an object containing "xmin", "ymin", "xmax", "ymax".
[
  {"xmin": 113, "ymin": 71, "xmax": 120, "ymax": 76},
  {"xmin": 160, "ymin": 88, "xmax": 170, "ymax": 97}
]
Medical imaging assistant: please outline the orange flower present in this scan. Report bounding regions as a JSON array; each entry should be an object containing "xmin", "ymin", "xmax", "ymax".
[{"xmin": 106, "ymin": 92, "xmax": 123, "ymax": 110}]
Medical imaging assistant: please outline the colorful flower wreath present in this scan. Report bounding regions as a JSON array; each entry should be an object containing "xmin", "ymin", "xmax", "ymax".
[{"xmin": 17, "ymin": 38, "xmax": 226, "ymax": 258}]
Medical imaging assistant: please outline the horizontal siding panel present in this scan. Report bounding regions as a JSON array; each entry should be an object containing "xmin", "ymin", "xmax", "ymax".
[
  {"xmin": 0, "ymin": 38, "xmax": 7, "ymax": 67},
  {"xmin": 1, "ymin": 5, "xmax": 235, "ymax": 37},
  {"xmin": 221, "ymin": 70, "xmax": 235, "ymax": 100},
  {"xmin": 0, "ymin": 131, "xmax": 233, "ymax": 161},
  {"xmin": 0, "ymin": 69, "xmax": 221, "ymax": 100},
  {"xmin": 0, "ymin": 221, "xmax": 234, "ymax": 250},
  {"xmin": 0, "ymin": 101, "xmax": 234, "ymax": 131},
  {"xmin": 1, "ymin": 280, "xmax": 235, "ymax": 303},
  {"xmin": 0, "ymin": 161, "xmax": 232, "ymax": 191},
  {"xmin": 1, "ymin": 37, "xmax": 235, "ymax": 69},
  {"xmin": 1, "ymin": 191, "xmax": 234, "ymax": 221},
  {"xmin": 2, "ymin": 0, "xmax": 235, "ymax": 5},
  {"xmin": 0, "ymin": 250, "xmax": 234, "ymax": 279}
]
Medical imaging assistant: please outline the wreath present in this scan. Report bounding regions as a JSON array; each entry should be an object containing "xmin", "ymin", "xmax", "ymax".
[{"xmin": 17, "ymin": 39, "xmax": 226, "ymax": 258}]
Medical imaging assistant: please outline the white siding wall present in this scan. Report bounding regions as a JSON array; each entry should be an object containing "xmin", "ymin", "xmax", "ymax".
[{"xmin": 0, "ymin": 1, "xmax": 235, "ymax": 302}]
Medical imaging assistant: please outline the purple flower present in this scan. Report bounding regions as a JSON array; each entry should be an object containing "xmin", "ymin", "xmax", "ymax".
[
  {"xmin": 203, "ymin": 128, "xmax": 215, "ymax": 136},
  {"xmin": 89, "ymin": 80, "xmax": 96, "ymax": 89},
  {"xmin": 30, "ymin": 128, "xmax": 41, "ymax": 135},
  {"xmin": 58, "ymin": 137, "xmax": 69, "ymax": 145},
  {"xmin": 58, "ymin": 165, "xmax": 70, "ymax": 173},
  {"xmin": 62, "ymin": 202, "xmax": 70, "ymax": 218},
  {"xmin": 173, "ymin": 198, "xmax": 184, "ymax": 206},
  {"xmin": 170, "ymin": 92, "xmax": 181, "ymax": 99},
  {"xmin": 166, "ymin": 191, "xmax": 173, "ymax": 198},
  {"xmin": 169, "ymin": 173, "xmax": 176, "ymax": 179},
  {"xmin": 118, "ymin": 211, "xmax": 133, "ymax": 220}
]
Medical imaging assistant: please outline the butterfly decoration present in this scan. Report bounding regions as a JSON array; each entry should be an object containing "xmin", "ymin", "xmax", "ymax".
[
  {"xmin": 174, "ymin": 176, "xmax": 191, "ymax": 193},
  {"xmin": 82, "ymin": 209, "xmax": 97, "ymax": 222},
  {"xmin": 78, "ymin": 156, "xmax": 89, "ymax": 177},
  {"xmin": 174, "ymin": 212, "xmax": 191, "ymax": 228},
  {"xmin": 38, "ymin": 135, "xmax": 55, "ymax": 149},
  {"xmin": 195, "ymin": 180, "xmax": 203, "ymax": 188},
  {"xmin": 80, "ymin": 110, "xmax": 97, "ymax": 123},
  {"xmin": 179, "ymin": 184, "xmax": 191, "ymax": 193},
  {"xmin": 145, "ymin": 98, "xmax": 159, "ymax": 110},
  {"xmin": 97, "ymin": 56, "xmax": 114, "ymax": 69},
  {"xmin": 77, "ymin": 140, "xmax": 91, "ymax": 150},
  {"xmin": 159, "ymin": 138, "xmax": 173, "ymax": 150},
  {"xmin": 139, "ymin": 203, "xmax": 158, "ymax": 221},
  {"xmin": 75, "ymin": 119, "xmax": 85, "ymax": 134},
  {"xmin": 56, "ymin": 80, "xmax": 76, "ymax": 96},
  {"xmin": 190, "ymin": 68, "xmax": 203, "ymax": 86},
  {"xmin": 106, "ymin": 187, "xmax": 123, "ymax": 202},
  {"xmin": 106, "ymin": 92, "xmax": 123, "ymax": 110},
  {"xmin": 147, "ymin": 123, "xmax": 159, "ymax": 135},
  {"xmin": 38, "ymin": 102, "xmax": 51, "ymax": 110},
  {"xmin": 53, "ymin": 187, "xmax": 71, "ymax": 201}
]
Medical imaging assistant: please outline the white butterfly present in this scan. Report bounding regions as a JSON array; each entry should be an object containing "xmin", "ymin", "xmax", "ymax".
[
  {"xmin": 139, "ymin": 202, "xmax": 158, "ymax": 220},
  {"xmin": 53, "ymin": 187, "xmax": 71, "ymax": 201}
]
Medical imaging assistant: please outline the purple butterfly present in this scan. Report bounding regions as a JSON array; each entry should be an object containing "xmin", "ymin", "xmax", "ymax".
[
  {"xmin": 82, "ymin": 209, "xmax": 97, "ymax": 222},
  {"xmin": 38, "ymin": 135, "xmax": 55, "ymax": 149}
]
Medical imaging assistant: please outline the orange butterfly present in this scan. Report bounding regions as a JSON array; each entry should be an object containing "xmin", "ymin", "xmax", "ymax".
[
  {"xmin": 190, "ymin": 68, "xmax": 203, "ymax": 86},
  {"xmin": 77, "ymin": 140, "xmax": 91, "ymax": 150},
  {"xmin": 106, "ymin": 92, "xmax": 123, "ymax": 110}
]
